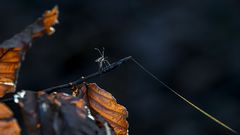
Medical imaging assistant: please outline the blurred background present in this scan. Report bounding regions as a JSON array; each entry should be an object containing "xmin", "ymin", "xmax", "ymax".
[{"xmin": 1, "ymin": 0, "xmax": 240, "ymax": 135}]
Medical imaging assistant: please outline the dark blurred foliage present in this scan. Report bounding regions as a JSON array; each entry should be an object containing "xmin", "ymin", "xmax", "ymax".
[{"xmin": 1, "ymin": 0, "xmax": 240, "ymax": 135}]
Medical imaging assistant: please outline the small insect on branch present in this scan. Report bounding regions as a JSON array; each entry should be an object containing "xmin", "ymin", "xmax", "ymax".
[
  {"xmin": 42, "ymin": 56, "xmax": 132, "ymax": 93},
  {"xmin": 0, "ymin": 56, "xmax": 132, "ymax": 102},
  {"xmin": 0, "ymin": 50, "xmax": 237, "ymax": 134},
  {"xmin": 0, "ymin": 55, "xmax": 132, "ymax": 102},
  {"xmin": 95, "ymin": 47, "xmax": 111, "ymax": 71}
]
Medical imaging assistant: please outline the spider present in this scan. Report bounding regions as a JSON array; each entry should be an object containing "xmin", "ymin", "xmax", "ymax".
[{"xmin": 94, "ymin": 47, "xmax": 111, "ymax": 71}]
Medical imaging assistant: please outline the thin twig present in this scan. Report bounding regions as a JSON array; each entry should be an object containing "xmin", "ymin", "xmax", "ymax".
[
  {"xmin": 43, "ymin": 56, "xmax": 132, "ymax": 93},
  {"xmin": 0, "ymin": 56, "xmax": 132, "ymax": 102}
]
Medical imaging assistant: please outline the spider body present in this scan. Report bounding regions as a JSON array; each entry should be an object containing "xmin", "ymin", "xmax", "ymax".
[{"xmin": 95, "ymin": 48, "xmax": 110, "ymax": 70}]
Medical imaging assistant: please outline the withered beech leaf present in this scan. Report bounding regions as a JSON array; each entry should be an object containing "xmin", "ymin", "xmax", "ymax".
[
  {"xmin": 83, "ymin": 83, "xmax": 129, "ymax": 135},
  {"xmin": 0, "ymin": 6, "xmax": 59, "ymax": 97},
  {"xmin": 18, "ymin": 91, "xmax": 41, "ymax": 135},
  {"xmin": 0, "ymin": 103, "xmax": 21, "ymax": 135},
  {"xmin": 18, "ymin": 90, "xmax": 113, "ymax": 135}
]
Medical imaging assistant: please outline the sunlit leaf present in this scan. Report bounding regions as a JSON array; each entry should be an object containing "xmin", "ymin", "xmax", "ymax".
[
  {"xmin": 80, "ymin": 83, "xmax": 129, "ymax": 135},
  {"xmin": 0, "ymin": 6, "xmax": 59, "ymax": 97},
  {"xmin": 0, "ymin": 103, "xmax": 21, "ymax": 135}
]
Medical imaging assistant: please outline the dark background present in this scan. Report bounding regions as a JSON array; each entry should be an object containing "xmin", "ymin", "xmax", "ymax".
[{"xmin": 1, "ymin": 0, "xmax": 240, "ymax": 135}]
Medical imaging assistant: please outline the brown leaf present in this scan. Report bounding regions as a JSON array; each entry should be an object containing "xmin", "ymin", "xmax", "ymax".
[
  {"xmin": 33, "ymin": 6, "xmax": 59, "ymax": 38},
  {"xmin": 85, "ymin": 83, "xmax": 129, "ymax": 135},
  {"xmin": 0, "ymin": 103, "xmax": 21, "ymax": 135},
  {"xmin": 0, "ymin": 6, "xmax": 59, "ymax": 97},
  {"xmin": 18, "ymin": 91, "xmax": 41, "ymax": 135},
  {"xmin": 18, "ymin": 91, "xmax": 113, "ymax": 135},
  {"xmin": 0, "ymin": 48, "xmax": 24, "ymax": 97}
]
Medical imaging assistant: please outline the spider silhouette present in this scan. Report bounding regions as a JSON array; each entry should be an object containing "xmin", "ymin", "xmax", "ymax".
[{"xmin": 94, "ymin": 47, "xmax": 111, "ymax": 71}]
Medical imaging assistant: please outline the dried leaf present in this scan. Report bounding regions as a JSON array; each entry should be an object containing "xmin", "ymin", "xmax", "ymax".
[
  {"xmin": 18, "ymin": 91, "xmax": 41, "ymax": 135},
  {"xmin": 18, "ymin": 91, "xmax": 113, "ymax": 135},
  {"xmin": 0, "ymin": 6, "xmax": 59, "ymax": 97},
  {"xmin": 84, "ymin": 83, "xmax": 129, "ymax": 135},
  {"xmin": 0, "ymin": 103, "xmax": 21, "ymax": 135}
]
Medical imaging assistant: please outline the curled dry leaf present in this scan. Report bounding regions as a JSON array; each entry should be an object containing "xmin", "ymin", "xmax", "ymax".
[
  {"xmin": 18, "ymin": 90, "xmax": 113, "ymax": 135},
  {"xmin": 18, "ymin": 91, "xmax": 41, "ymax": 135},
  {"xmin": 0, "ymin": 103, "xmax": 21, "ymax": 135},
  {"xmin": 0, "ymin": 6, "xmax": 59, "ymax": 97},
  {"xmin": 82, "ymin": 83, "xmax": 129, "ymax": 135}
]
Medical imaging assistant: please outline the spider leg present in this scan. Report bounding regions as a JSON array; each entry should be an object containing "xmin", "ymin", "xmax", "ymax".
[
  {"xmin": 105, "ymin": 60, "xmax": 111, "ymax": 66},
  {"xmin": 102, "ymin": 60, "xmax": 111, "ymax": 70},
  {"xmin": 102, "ymin": 47, "xmax": 105, "ymax": 57},
  {"xmin": 94, "ymin": 48, "xmax": 103, "ymax": 56},
  {"xmin": 99, "ymin": 62, "xmax": 103, "ymax": 71},
  {"xmin": 95, "ymin": 57, "xmax": 103, "ymax": 63}
]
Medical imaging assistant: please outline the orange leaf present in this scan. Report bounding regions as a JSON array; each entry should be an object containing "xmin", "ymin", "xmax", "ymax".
[
  {"xmin": 0, "ymin": 48, "xmax": 22, "ymax": 97},
  {"xmin": 86, "ymin": 83, "xmax": 129, "ymax": 135},
  {"xmin": 0, "ymin": 6, "xmax": 59, "ymax": 97},
  {"xmin": 33, "ymin": 6, "xmax": 59, "ymax": 37},
  {"xmin": 0, "ymin": 103, "xmax": 21, "ymax": 135}
]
